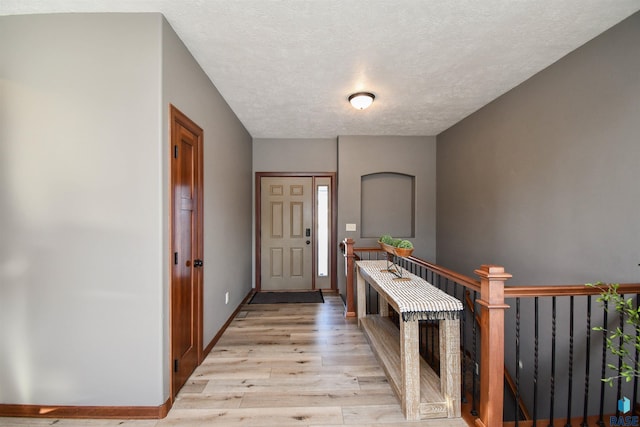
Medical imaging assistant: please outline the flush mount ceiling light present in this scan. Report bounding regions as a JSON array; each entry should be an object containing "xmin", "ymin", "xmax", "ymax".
[{"xmin": 348, "ymin": 92, "xmax": 375, "ymax": 110}]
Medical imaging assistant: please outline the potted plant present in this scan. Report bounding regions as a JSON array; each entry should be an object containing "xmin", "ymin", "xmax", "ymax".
[
  {"xmin": 378, "ymin": 234, "xmax": 414, "ymax": 258},
  {"xmin": 589, "ymin": 282, "xmax": 640, "ymax": 386}
]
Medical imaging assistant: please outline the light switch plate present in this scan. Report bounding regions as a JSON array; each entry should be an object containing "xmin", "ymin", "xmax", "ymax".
[{"xmin": 346, "ymin": 223, "xmax": 357, "ymax": 232}]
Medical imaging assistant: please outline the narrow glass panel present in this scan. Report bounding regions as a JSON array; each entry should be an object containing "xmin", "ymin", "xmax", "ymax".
[{"xmin": 317, "ymin": 185, "xmax": 329, "ymax": 277}]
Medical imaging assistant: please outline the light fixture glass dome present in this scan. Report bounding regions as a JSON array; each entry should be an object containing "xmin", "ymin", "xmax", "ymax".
[{"xmin": 348, "ymin": 92, "xmax": 375, "ymax": 110}]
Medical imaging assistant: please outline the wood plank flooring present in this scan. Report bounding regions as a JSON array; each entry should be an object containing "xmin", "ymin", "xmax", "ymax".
[{"xmin": 0, "ymin": 295, "xmax": 468, "ymax": 427}]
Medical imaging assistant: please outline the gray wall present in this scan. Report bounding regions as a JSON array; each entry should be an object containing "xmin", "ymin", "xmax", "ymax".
[
  {"xmin": 251, "ymin": 136, "xmax": 437, "ymax": 300},
  {"xmin": 0, "ymin": 13, "xmax": 164, "ymax": 406},
  {"xmin": 162, "ymin": 18, "xmax": 253, "ymax": 398},
  {"xmin": 437, "ymin": 11, "xmax": 640, "ymax": 286},
  {"xmin": 436, "ymin": 11, "xmax": 640, "ymax": 418},
  {"xmin": 252, "ymin": 138, "xmax": 337, "ymax": 287},
  {"xmin": 253, "ymin": 138, "xmax": 337, "ymax": 173},
  {"xmin": 338, "ymin": 136, "xmax": 437, "ymax": 296},
  {"xmin": 0, "ymin": 13, "xmax": 253, "ymax": 408}
]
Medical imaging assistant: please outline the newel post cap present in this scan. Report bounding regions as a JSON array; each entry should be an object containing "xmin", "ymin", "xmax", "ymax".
[
  {"xmin": 474, "ymin": 264, "xmax": 512, "ymax": 280},
  {"xmin": 475, "ymin": 264, "xmax": 511, "ymax": 307}
]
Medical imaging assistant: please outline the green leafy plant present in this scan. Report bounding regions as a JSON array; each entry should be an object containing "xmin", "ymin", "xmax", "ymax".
[
  {"xmin": 379, "ymin": 235, "xmax": 413, "ymax": 249},
  {"xmin": 397, "ymin": 240, "xmax": 413, "ymax": 249},
  {"xmin": 588, "ymin": 282, "xmax": 640, "ymax": 385},
  {"xmin": 380, "ymin": 234, "xmax": 394, "ymax": 245}
]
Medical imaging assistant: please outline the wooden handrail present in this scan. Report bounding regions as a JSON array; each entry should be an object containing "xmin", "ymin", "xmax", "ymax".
[
  {"xmin": 505, "ymin": 282, "xmax": 640, "ymax": 298},
  {"xmin": 348, "ymin": 246, "xmax": 381, "ymax": 252},
  {"xmin": 406, "ymin": 256, "xmax": 481, "ymax": 293},
  {"xmin": 343, "ymin": 239, "xmax": 640, "ymax": 427},
  {"xmin": 342, "ymin": 245, "xmax": 480, "ymax": 291},
  {"xmin": 503, "ymin": 369, "xmax": 531, "ymax": 421},
  {"xmin": 342, "ymin": 239, "xmax": 510, "ymax": 427},
  {"xmin": 465, "ymin": 291, "xmax": 481, "ymax": 326}
]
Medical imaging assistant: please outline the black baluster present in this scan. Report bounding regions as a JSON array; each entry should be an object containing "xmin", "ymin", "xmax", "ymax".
[
  {"xmin": 616, "ymin": 296, "xmax": 624, "ymax": 417},
  {"xmin": 549, "ymin": 296, "xmax": 556, "ymax": 427},
  {"xmin": 516, "ymin": 297, "xmax": 521, "ymax": 426},
  {"xmin": 565, "ymin": 296, "xmax": 574, "ymax": 427},
  {"xmin": 581, "ymin": 295, "xmax": 592, "ymax": 427},
  {"xmin": 430, "ymin": 277, "xmax": 436, "ymax": 366},
  {"xmin": 462, "ymin": 286, "xmax": 468, "ymax": 404},
  {"xmin": 366, "ymin": 283, "xmax": 370, "ymax": 314},
  {"xmin": 375, "ymin": 285, "xmax": 379, "ymax": 315},
  {"xmin": 471, "ymin": 290, "xmax": 479, "ymax": 416},
  {"xmin": 534, "ymin": 297, "xmax": 539, "ymax": 427},
  {"xmin": 597, "ymin": 300, "xmax": 608, "ymax": 427},
  {"xmin": 420, "ymin": 320, "xmax": 426, "ymax": 360},
  {"xmin": 634, "ymin": 294, "xmax": 639, "ymax": 416}
]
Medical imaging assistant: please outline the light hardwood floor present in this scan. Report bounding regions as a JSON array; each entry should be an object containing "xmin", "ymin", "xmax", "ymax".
[{"xmin": 0, "ymin": 295, "xmax": 468, "ymax": 427}]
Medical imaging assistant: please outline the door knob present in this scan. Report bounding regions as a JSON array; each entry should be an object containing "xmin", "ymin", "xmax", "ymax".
[{"xmin": 306, "ymin": 240, "xmax": 311, "ymax": 245}]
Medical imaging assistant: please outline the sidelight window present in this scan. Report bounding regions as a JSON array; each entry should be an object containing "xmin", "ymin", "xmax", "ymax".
[{"xmin": 317, "ymin": 185, "xmax": 329, "ymax": 277}]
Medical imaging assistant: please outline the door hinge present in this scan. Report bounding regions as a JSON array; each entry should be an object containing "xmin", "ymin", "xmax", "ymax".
[
  {"xmin": 174, "ymin": 359, "xmax": 178, "ymax": 373},
  {"xmin": 173, "ymin": 145, "xmax": 178, "ymax": 158},
  {"xmin": 174, "ymin": 252, "xmax": 178, "ymax": 265}
]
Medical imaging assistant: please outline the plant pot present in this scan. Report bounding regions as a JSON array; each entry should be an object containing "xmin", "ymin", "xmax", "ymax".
[{"xmin": 378, "ymin": 241, "xmax": 414, "ymax": 258}]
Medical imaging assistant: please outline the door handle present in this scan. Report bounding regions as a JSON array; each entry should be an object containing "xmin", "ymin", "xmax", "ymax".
[
  {"xmin": 306, "ymin": 240, "xmax": 311, "ymax": 245},
  {"xmin": 194, "ymin": 259, "xmax": 204, "ymax": 268}
]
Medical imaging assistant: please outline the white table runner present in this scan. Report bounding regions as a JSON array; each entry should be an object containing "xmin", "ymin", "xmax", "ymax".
[{"xmin": 357, "ymin": 260, "xmax": 463, "ymax": 321}]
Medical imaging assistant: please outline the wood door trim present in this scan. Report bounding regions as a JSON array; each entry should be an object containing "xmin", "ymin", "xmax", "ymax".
[
  {"xmin": 255, "ymin": 172, "xmax": 337, "ymax": 292},
  {"xmin": 169, "ymin": 104, "xmax": 204, "ymax": 402}
]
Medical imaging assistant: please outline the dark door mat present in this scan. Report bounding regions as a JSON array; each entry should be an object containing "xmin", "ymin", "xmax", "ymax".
[{"xmin": 249, "ymin": 290, "xmax": 324, "ymax": 304}]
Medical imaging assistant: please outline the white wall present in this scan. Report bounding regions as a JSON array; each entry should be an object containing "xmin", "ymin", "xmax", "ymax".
[{"xmin": 0, "ymin": 14, "xmax": 165, "ymax": 405}]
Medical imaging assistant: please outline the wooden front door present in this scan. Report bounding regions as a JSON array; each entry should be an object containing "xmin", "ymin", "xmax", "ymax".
[
  {"xmin": 169, "ymin": 105, "xmax": 203, "ymax": 400},
  {"xmin": 260, "ymin": 176, "xmax": 313, "ymax": 290}
]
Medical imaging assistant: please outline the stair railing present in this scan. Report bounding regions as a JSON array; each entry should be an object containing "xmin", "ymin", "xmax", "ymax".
[
  {"xmin": 342, "ymin": 238, "xmax": 509, "ymax": 426},
  {"xmin": 342, "ymin": 238, "xmax": 640, "ymax": 427}
]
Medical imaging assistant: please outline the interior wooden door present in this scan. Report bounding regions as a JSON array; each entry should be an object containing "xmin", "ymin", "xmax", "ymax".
[
  {"xmin": 170, "ymin": 105, "xmax": 203, "ymax": 400},
  {"xmin": 260, "ymin": 177, "xmax": 313, "ymax": 290}
]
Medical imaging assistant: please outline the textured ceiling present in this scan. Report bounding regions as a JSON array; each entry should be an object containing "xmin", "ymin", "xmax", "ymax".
[{"xmin": 2, "ymin": 1, "xmax": 639, "ymax": 138}]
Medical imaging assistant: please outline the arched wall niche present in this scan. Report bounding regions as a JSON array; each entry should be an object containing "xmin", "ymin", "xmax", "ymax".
[{"xmin": 360, "ymin": 172, "xmax": 415, "ymax": 238}]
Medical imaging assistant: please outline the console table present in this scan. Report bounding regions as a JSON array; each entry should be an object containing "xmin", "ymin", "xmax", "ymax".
[{"xmin": 356, "ymin": 260, "xmax": 463, "ymax": 420}]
